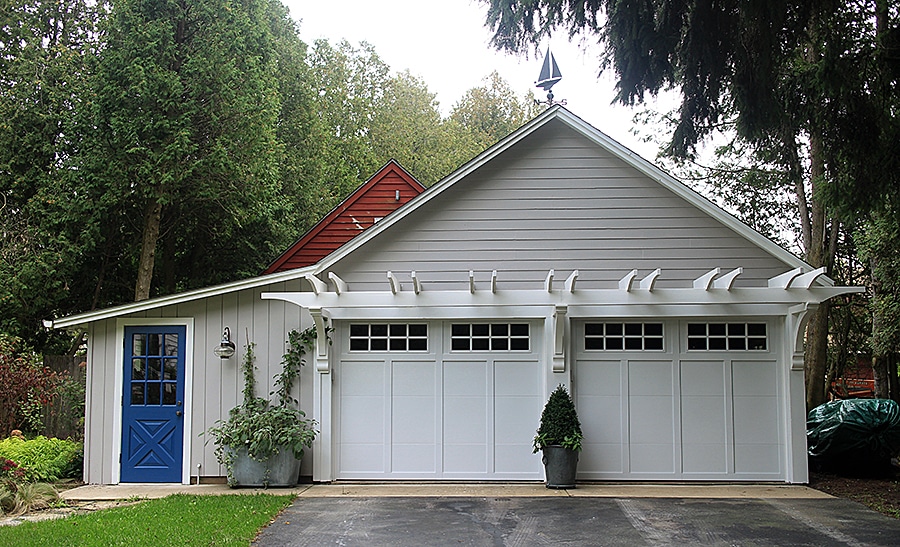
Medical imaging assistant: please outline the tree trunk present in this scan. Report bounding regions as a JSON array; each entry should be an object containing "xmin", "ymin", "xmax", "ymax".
[
  {"xmin": 134, "ymin": 200, "xmax": 162, "ymax": 301},
  {"xmin": 803, "ymin": 127, "xmax": 833, "ymax": 411}
]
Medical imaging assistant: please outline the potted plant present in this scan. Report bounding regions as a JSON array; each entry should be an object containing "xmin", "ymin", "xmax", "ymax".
[
  {"xmin": 206, "ymin": 328, "xmax": 318, "ymax": 487},
  {"xmin": 533, "ymin": 384, "xmax": 583, "ymax": 489}
]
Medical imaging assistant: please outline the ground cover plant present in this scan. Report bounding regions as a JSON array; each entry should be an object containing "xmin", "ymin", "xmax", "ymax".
[
  {"xmin": 0, "ymin": 493, "xmax": 294, "ymax": 546},
  {"xmin": 0, "ymin": 436, "xmax": 81, "ymax": 482}
]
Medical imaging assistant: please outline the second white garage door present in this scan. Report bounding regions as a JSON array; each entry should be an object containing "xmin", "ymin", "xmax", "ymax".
[{"xmin": 334, "ymin": 321, "xmax": 545, "ymax": 480}]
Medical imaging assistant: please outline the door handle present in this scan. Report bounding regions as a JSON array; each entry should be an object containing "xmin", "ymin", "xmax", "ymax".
[{"xmin": 176, "ymin": 410, "xmax": 182, "ymax": 417}]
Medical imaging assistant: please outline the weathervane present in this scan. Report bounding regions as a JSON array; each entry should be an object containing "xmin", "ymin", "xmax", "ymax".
[{"xmin": 535, "ymin": 47, "xmax": 565, "ymax": 106}]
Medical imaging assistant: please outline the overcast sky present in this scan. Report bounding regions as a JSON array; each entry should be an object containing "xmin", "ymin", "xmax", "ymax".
[{"xmin": 281, "ymin": 0, "xmax": 672, "ymax": 159}]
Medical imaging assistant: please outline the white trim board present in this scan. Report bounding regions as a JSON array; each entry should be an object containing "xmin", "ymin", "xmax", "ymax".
[{"xmin": 112, "ymin": 317, "xmax": 194, "ymax": 485}]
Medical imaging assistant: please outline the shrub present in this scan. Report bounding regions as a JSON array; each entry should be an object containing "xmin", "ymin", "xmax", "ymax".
[
  {"xmin": 0, "ymin": 334, "xmax": 60, "ymax": 436},
  {"xmin": 0, "ymin": 436, "xmax": 82, "ymax": 482},
  {"xmin": 533, "ymin": 385, "xmax": 583, "ymax": 452}
]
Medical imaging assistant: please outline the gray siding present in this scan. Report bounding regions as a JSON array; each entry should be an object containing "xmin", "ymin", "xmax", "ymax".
[
  {"xmin": 328, "ymin": 120, "xmax": 791, "ymax": 291},
  {"xmin": 83, "ymin": 279, "xmax": 314, "ymax": 484}
]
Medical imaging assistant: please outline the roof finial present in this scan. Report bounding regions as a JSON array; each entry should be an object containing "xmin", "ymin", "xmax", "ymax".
[{"xmin": 535, "ymin": 46, "xmax": 566, "ymax": 107}]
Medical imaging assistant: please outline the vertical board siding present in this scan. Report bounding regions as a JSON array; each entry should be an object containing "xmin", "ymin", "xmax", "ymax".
[
  {"xmin": 328, "ymin": 120, "xmax": 790, "ymax": 291},
  {"xmin": 85, "ymin": 280, "xmax": 311, "ymax": 483}
]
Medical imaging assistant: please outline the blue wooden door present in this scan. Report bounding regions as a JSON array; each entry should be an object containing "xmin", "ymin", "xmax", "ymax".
[{"xmin": 121, "ymin": 326, "xmax": 186, "ymax": 482}]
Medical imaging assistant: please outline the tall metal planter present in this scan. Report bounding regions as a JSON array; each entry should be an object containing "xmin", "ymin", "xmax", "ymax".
[{"xmin": 541, "ymin": 445, "xmax": 578, "ymax": 489}]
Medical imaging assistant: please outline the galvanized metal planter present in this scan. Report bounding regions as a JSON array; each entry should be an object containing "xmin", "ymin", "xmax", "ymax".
[
  {"xmin": 541, "ymin": 445, "xmax": 578, "ymax": 489},
  {"xmin": 228, "ymin": 446, "xmax": 302, "ymax": 487}
]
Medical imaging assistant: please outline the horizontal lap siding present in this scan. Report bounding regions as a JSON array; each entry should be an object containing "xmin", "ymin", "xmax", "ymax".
[{"xmin": 328, "ymin": 120, "xmax": 789, "ymax": 290}]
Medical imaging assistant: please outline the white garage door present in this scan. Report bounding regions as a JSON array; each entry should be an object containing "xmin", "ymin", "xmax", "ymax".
[
  {"xmin": 574, "ymin": 320, "xmax": 784, "ymax": 481},
  {"xmin": 334, "ymin": 321, "xmax": 544, "ymax": 480}
]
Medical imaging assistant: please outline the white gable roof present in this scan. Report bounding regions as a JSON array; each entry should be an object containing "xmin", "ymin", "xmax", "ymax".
[{"xmin": 49, "ymin": 106, "xmax": 823, "ymax": 328}]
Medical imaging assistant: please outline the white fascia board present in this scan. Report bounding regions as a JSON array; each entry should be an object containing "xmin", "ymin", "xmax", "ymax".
[
  {"xmin": 552, "ymin": 109, "xmax": 831, "ymax": 287},
  {"xmin": 49, "ymin": 265, "xmax": 317, "ymax": 329}
]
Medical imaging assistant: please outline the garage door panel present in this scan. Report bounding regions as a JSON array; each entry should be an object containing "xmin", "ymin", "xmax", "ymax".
[
  {"xmin": 340, "ymin": 396, "xmax": 386, "ymax": 444},
  {"xmin": 732, "ymin": 360, "xmax": 777, "ymax": 396},
  {"xmin": 681, "ymin": 360, "xmax": 725, "ymax": 397},
  {"xmin": 579, "ymin": 396, "xmax": 623, "ymax": 443},
  {"xmin": 581, "ymin": 443, "xmax": 624, "ymax": 473},
  {"xmin": 681, "ymin": 397, "xmax": 726, "ymax": 445},
  {"xmin": 340, "ymin": 444, "xmax": 385, "ymax": 474},
  {"xmin": 392, "ymin": 444, "xmax": 436, "ymax": 473},
  {"xmin": 392, "ymin": 361, "xmax": 437, "ymax": 396},
  {"xmin": 494, "ymin": 360, "xmax": 541, "ymax": 396},
  {"xmin": 683, "ymin": 443, "xmax": 727, "ymax": 473},
  {"xmin": 391, "ymin": 396, "xmax": 435, "ymax": 443},
  {"xmin": 734, "ymin": 443, "xmax": 780, "ymax": 474},
  {"xmin": 629, "ymin": 395, "xmax": 675, "ymax": 444},
  {"xmin": 733, "ymin": 396, "xmax": 778, "ymax": 445},
  {"xmin": 629, "ymin": 361, "xmax": 673, "ymax": 396},
  {"xmin": 495, "ymin": 398, "xmax": 538, "ymax": 443},
  {"xmin": 630, "ymin": 443, "xmax": 675, "ymax": 473},
  {"xmin": 494, "ymin": 444, "xmax": 536, "ymax": 473},
  {"xmin": 443, "ymin": 361, "xmax": 487, "ymax": 396},
  {"xmin": 341, "ymin": 360, "xmax": 386, "ymax": 396},
  {"xmin": 444, "ymin": 397, "xmax": 487, "ymax": 444},
  {"xmin": 444, "ymin": 444, "xmax": 487, "ymax": 474}
]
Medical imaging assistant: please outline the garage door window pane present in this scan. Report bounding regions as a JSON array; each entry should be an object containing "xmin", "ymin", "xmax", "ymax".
[
  {"xmin": 349, "ymin": 324, "xmax": 428, "ymax": 352},
  {"xmin": 585, "ymin": 323, "xmax": 664, "ymax": 351},
  {"xmin": 451, "ymin": 323, "xmax": 530, "ymax": 352},
  {"xmin": 687, "ymin": 323, "xmax": 767, "ymax": 351}
]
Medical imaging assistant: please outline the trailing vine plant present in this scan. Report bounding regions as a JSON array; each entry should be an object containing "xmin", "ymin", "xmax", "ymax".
[{"xmin": 205, "ymin": 326, "xmax": 324, "ymax": 486}]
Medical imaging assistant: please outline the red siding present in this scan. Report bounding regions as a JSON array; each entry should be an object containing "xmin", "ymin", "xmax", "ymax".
[{"xmin": 263, "ymin": 160, "xmax": 425, "ymax": 273}]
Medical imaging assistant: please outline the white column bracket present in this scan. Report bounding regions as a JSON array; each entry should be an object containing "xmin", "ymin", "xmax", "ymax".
[
  {"xmin": 552, "ymin": 305, "xmax": 568, "ymax": 373},
  {"xmin": 790, "ymin": 267, "xmax": 827, "ymax": 289},
  {"xmin": 619, "ymin": 269, "xmax": 638, "ymax": 292},
  {"xmin": 328, "ymin": 272, "xmax": 347, "ymax": 295},
  {"xmin": 411, "ymin": 271, "xmax": 422, "ymax": 295},
  {"xmin": 387, "ymin": 271, "xmax": 400, "ymax": 295},
  {"xmin": 545, "ymin": 269, "xmax": 555, "ymax": 293},
  {"xmin": 639, "ymin": 268, "xmax": 661, "ymax": 291},
  {"xmin": 308, "ymin": 306, "xmax": 330, "ymax": 373},
  {"xmin": 693, "ymin": 268, "xmax": 720, "ymax": 291},
  {"xmin": 712, "ymin": 267, "xmax": 742, "ymax": 290},
  {"xmin": 768, "ymin": 267, "xmax": 803, "ymax": 289},
  {"xmin": 491, "ymin": 270, "xmax": 498, "ymax": 294},
  {"xmin": 565, "ymin": 270, "xmax": 579, "ymax": 293},
  {"xmin": 469, "ymin": 270, "xmax": 476, "ymax": 294},
  {"xmin": 787, "ymin": 302, "xmax": 817, "ymax": 371},
  {"xmin": 305, "ymin": 274, "xmax": 327, "ymax": 295}
]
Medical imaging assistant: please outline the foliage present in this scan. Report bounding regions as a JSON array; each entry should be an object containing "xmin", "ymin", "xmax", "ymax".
[
  {"xmin": 0, "ymin": 436, "xmax": 82, "ymax": 482},
  {"xmin": 481, "ymin": 0, "xmax": 900, "ymax": 407},
  {"xmin": 533, "ymin": 385, "xmax": 583, "ymax": 452},
  {"xmin": 2, "ymin": 2, "xmax": 543, "ymax": 354},
  {"xmin": 450, "ymin": 71, "xmax": 541, "ymax": 150},
  {"xmin": 205, "ymin": 328, "xmax": 319, "ymax": 485},
  {"xmin": 0, "ymin": 457, "xmax": 59, "ymax": 516},
  {"xmin": 0, "ymin": 335, "xmax": 61, "ymax": 436},
  {"xmin": 0, "ymin": 493, "xmax": 294, "ymax": 546},
  {"xmin": 0, "ymin": 0, "xmax": 104, "ymax": 351}
]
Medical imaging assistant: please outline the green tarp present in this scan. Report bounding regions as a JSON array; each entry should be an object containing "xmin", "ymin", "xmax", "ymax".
[{"xmin": 807, "ymin": 399, "xmax": 900, "ymax": 469}]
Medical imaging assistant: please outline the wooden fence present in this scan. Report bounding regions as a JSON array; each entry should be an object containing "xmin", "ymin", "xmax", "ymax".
[{"xmin": 41, "ymin": 355, "xmax": 86, "ymax": 440}]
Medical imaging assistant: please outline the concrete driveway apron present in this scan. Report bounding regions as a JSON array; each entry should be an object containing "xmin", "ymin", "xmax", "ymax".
[{"xmin": 252, "ymin": 487, "xmax": 900, "ymax": 547}]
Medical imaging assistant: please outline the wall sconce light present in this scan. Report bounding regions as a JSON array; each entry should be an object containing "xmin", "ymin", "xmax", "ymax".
[{"xmin": 213, "ymin": 327, "xmax": 236, "ymax": 359}]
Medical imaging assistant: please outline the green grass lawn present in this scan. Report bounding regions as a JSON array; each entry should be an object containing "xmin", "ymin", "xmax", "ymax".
[{"xmin": 0, "ymin": 493, "xmax": 295, "ymax": 546}]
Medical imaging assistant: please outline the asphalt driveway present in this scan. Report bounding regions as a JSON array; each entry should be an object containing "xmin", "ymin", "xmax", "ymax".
[{"xmin": 253, "ymin": 496, "xmax": 900, "ymax": 546}]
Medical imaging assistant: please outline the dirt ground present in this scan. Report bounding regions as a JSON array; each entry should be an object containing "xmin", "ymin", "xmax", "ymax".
[{"xmin": 809, "ymin": 468, "xmax": 900, "ymax": 519}]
